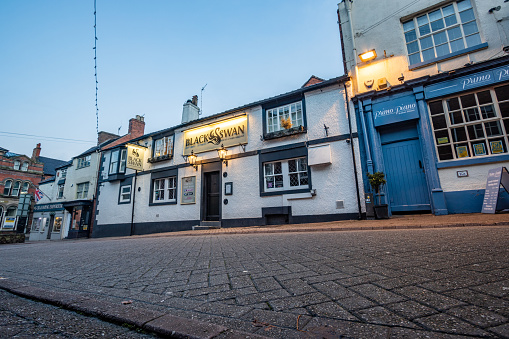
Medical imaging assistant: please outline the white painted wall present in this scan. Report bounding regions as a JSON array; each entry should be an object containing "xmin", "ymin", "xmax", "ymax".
[{"xmin": 438, "ymin": 161, "xmax": 509, "ymax": 192}]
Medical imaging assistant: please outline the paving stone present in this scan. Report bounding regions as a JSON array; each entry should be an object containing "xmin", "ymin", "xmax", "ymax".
[
  {"xmin": 385, "ymin": 300, "xmax": 438, "ymax": 320},
  {"xmin": 194, "ymin": 301, "xmax": 253, "ymax": 318},
  {"xmin": 306, "ymin": 301, "xmax": 358, "ymax": 320},
  {"xmin": 278, "ymin": 278, "xmax": 316, "ymax": 296},
  {"xmin": 236, "ymin": 289, "xmax": 291, "ymax": 306},
  {"xmin": 268, "ymin": 292, "xmax": 330, "ymax": 312},
  {"xmin": 336, "ymin": 294, "xmax": 376, "ymax": 310},
  {"xmin": 470, "ymin": 279, "xmax": 509, "ymax": 298},
  {"xmin": 395, "ymin": 286, "xmax": 465, "ymax": 310},
  {"xmin": 489, "ymin": 322, "xmax": 509, "ymax": 338},
  {"xmin": 337, "ymin": 273, "xmax": 387, "ymax": 287},
  {"xmin": 241, "ymin": 308, "xmax": 312, "ymax": 329},
  {"xmin": 350, "ymin": 283, "xmax": 406, "ymax": 305},
  {"xmin": 444, "ymin": 289, "xmax": 509, "ymax": 317},
  {"xmin": 446, "ymin": 305, "xmax": 507, "ymax": 328},
  {"xmin": 414, "ymin": 313, "xmax": 490, "ymax": 336},
  {"xmin": 375, "ymin": 275, "xmax": 431, "ymax": 290},
  {"xmin": 356, "ymin": 306, "xmax": 420, "ymax": 328}
]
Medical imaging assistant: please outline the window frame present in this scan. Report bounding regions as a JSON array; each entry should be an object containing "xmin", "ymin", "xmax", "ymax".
[
  {"xmin": 429, "ymin": 84, "xmax": 509, "ymax": 162},
  {"xmin": 76, "ymin": 182, "xmax": 90, "ymax": 199},
  {"xmin": 77, "ymin": 155, "xmax": 91, "ymax": 169},
  {"xmin": 262, "ymin": 95, "xmax": 307, "ymax": 140},
  {"xmin": 119, "ymin": 184, "xmax": 132, "ymax": 204},
  {"xmin": 149, "ymin": 168, "xmax": 178, "ymax": 205},
  {"xmin": 3, "ymin": 180, "xmax": 12, "ymax": 196},
  {"xmin": 57, "ymin": 184, "xmax": 65, "ymax": 199},
  {"xmin": 11, "ymin": 181, "xmax": 21, "ymax": 197},
  {"xmin": 152, "ymin": 135, "xmax": 174, "ymax": 159},
  {"xmin": 21, "ymin": 182, "xmax": 29, "ymax": 194},
  {"xmin": 13, "ymin": 160, "xmax": 20, "ymax": 170},
  {"xmin": 21, "ymin": 162, "xmax": 29, "ymax": 171}
]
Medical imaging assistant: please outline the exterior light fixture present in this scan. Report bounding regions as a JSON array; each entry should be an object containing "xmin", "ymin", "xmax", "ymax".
[
  {"xmin": 184, "ymin": 150, "xmax": 198, "ymax": 170},
  {"xmin": 359, "ymin": 49, "xmax": 377, "ymax": 62},
  {"xmin": 217, "ymin": 144, "xmax": 228, "ymax": 166}
]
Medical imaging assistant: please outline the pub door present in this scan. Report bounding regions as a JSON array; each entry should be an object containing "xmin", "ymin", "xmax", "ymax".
[{"xmin": 203, "ymin": 171, "xmax": 220, "ymax": 221}]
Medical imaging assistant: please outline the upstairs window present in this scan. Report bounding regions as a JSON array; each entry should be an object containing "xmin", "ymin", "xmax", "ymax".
[
  {"xmin": 57, "ymin": 184, "xmax": 64, "ymax": 199},
  {"xmin": 77, "ymin": 155, "xmax": 91, "ymax": 169},
  {"xmin": 266, "ymin": 102, "xmax": 303, "ymax": 133},
  {"xmin": 153, "ymin": 136, "xmax": 174, "ymax": 158},
  {"xmin": 109, "ymin": 149, "xmax": 127, "ymax": 175},
  {"xmin": 11, "ymin": 181, "xmax": 21, "ymax": 196},
  {"xmin": 403, "ymin": 0, "xmax": 482, "ymax": 66},
  {"xmin": 60, "ymin": 169, "xmax": 67, "ymax": 178},
  {"xmin": 3, "ymin": 180, "xmax": 12, "ymax": 195},
  {"xmin": 76, "ymin": 182, "xmax": 90, "ymax": 199},
  {"xmin": 21, "ymin": 182, "xmax": 29, "ymax": 194},
  {"xmin": 21, "ymin": 162, "xmax": 29, "ymax": 171},
  {"xmin": 13, "ymin": 160, "xmax": 20, "ymax": 170}
]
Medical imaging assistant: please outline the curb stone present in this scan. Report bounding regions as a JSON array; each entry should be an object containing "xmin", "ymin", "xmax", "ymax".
[{"xmin": 0, "ymin": 278, "xmax": 270, "ymax": 339}]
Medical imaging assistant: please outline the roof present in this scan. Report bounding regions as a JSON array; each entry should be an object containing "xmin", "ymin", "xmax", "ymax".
[
  {"xmin": 37, "ymin": 156, "xmax": 68, "ymax": 176},
  {"xmin": 0, "ymin": 147, "xmax": 8, "ymax": 152},
  {"xmin": 73, "ymin": 138, "xmax": 119, "ymax": 159},
  {"xmin": 4, "ymin": 152, "xmax": 21, "ymax": 158},
  {"xmin": 302, "ymin": 75, "xmax": 325, "ymax": 88},
  {"xmin": 39, "ymin": 177, "xmax": 56, "ymax": 185},
  {"xmin": 55, "ymin": 160, "xmax": 73, "ymax": 171}
]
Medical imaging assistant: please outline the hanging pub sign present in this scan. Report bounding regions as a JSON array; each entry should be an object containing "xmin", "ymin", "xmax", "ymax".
[
  {"xmin": 126, "ymin": 144, "xmax": 146, "ymax": 171},
  {"xmin": 183, "ymin": 115, "xmax": 248, "ymax": 155}
]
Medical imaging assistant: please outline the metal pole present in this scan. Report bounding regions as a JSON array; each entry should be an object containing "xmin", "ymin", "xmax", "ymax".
[{"xmin": 130, "ymin": 170, "xmax": 137, "ymax": 236}]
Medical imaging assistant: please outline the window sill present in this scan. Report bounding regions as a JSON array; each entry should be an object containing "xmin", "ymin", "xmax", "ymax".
[
  {"xmin": 106, "ymin": 173, "xmax": 125, "ymax": 181},
  {"xmin": 408, "ymin": 43, "xmax": 488, "ymax": 71},
  {"xmin": 118, "ymin": 200, "xmax": 131, "ymax": 205},
  {"xmin": 436, "ymin": 153, "xmax": 509, "ymax": 169},
  {"xmin": 260, "ymin": 187, "xmax": 311, "ymax": 197},
  {"xmin": 263, "ymin": 126, "xmax": 306, "ymax": 140},
  {"xmin": 148, "ymin": 154, "xmax": 173, "ymax": 163},
  {"xmin": 149, "ymin": 200, "xmax": 177, "ymax": 206}
]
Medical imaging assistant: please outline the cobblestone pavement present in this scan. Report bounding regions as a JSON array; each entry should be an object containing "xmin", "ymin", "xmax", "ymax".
[
  {"xmin": 0, "ymin": 289, "xmax": 156, "ymax": 338},
  {"xmin": 0, "ymin": 226, "xmax": 508, "ymax": 338}
]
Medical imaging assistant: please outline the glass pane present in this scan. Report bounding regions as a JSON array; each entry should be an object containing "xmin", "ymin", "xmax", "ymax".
[
  {"xmin": 437, "ymin": 145, "xmax": 454, "ymax": 160},
  {"xmin": 480, "ymin": 105, "xmax": 496, "ymax": 119},
  {"xmin": 504, "ymin": 120, "xmax": 509, "ymax": 135},
  {"xmin": 476, "ymin": 91, "xmax": 492, "ymax": 105},
  {"xmin": 266, "ymin": 177, "xmax": 274, "ymax": 189},
  {"xmin": 434, "ymin": 129, "xmax": 450, "ymax": 144},
  {"xmin": 433, "ymin": 31, "xmax": 448, "ymax": 45},
  {"xmin": 449, "ymin": 111, "xmax": 464, "ymax": 125},
  {"xmin": 485, "ymin": 121, "xmax": 502, "ymax": 137},
  {"xmin": 447, "ymin": 26, "xmax": 462, "ymax": 40},
  {"xmin": 300, "ymin": 174, "xmax": 308, "ymax": 186},
  {"xmin": 409, "ymin": 53, "xmax": 421, "ymax": 65},
  {"xmin": 419, "ymin": 23, "xmax": 431, "ymax": 36},
  {"xmin": 405, "ymin": 30, "xmax": 417, "ymax": 43},
  {"xmin": 274, "ymin": 162, "xmax": 282, "ymax": 174},
  {"xmin": 463, "ymin": 21, "xmax": 478, "ymax": 35},
  {"xmin": 499, "ymin": 102, "xmax": 509, "ymax": 118},
  {"xmin": 472, "ymin": 141, "xmax": 487, "ymax": 156},
  {"xmin": 275, "ymin": 175, "xmax": 284, "ymax": 188},
  {"xmin": 450, "ymin": 38, "xmax": 465, "ymax": 52},
  {"xmin": 436, "ymin": 43, "xmax": 450, "ymax": 57},
  {"xmin": 431, "ymin": 19, "xmax": 445, "ymax": 32},
  {"xmin": 429, "ymin": 9, "xmax": 442, "ymax": 22},
  {"xmin": 460, "ymin": 94, "xmax": 476, "ymax": 108},
  {"xmin": 298, "ymin": 158, "xmax": 307, "ymax": 171},
  {"xmin": 464, "ymin": 108, "xmax": 480, "ymax": 122},
  {"xmin": 432, "ymin": 115, "xmax": 447, "ymax": 129},
  {"xmin": 289, "ymin": 173, "xmax": 299, "ymax": 187},
  {"xmin": 457, "ymin": 0, "xmax": 472, "ymax": 12},
  {"xmin": 403, "ymin": 20, "xmax": 415, "ymax": 32},
  {"xmin": 455, "ymin": 143, "xmax": 470, "ymax": 158},
  {"xmin": 429, "ymin": 101, "xmax": 444, "ymax": 115},
  {"xmin": 495, "ymin": 85, "xmax": 509, "ymax": 102},
  {"xmin": 417, "ymin": 15, "xmax": 429, "ymax": 26},
  {"xmin": 288, "ymin": 159, "xmax": 296, "ymax": 172},
  {"xmin": 422, "ymin": 48, "xmax": 435, "ymax": 61},
  {"xmin": 407, "ymin": 41, "xmax": 419, "ymax": 54},
  {"xmin": 444, "ymin": 15, "xmax": 457, "ymax": 27},
  {"xmin": 452, "ymin": 127, "xmax": 467, "ymax": 142},
  {"xmin": 442, "ymin": 5, "xmax": 454, "ymax": 17},
  {"xmin": 489, "ymin": 138, "xmax": 507, "ymax": 154},
  {"xmin": 467, "ymin": 124, "xmax": 484, "ymax": 139},
  {"xmin": 447, "ymin": 97, "xmax": 460, "ymax": 111},
  {"xmin": 465, "ymin": 33, "xmax": 481, "ymax": 48},
  {"xmin": 459, "ymin": 8, "xmax": 475, "ymax": 23},
  {"xmin": 264, "ymin": 164, "xmax": 273, "ymax": 175},
  {"xmin": 420, "ymin": 36, "xmax": 433, "ymax": 49}
]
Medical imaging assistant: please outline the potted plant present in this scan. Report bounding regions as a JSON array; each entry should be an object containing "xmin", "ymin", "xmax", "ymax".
[{"xmin": 367, "ymin": 171, "xmax": 389, "ymax": 219}]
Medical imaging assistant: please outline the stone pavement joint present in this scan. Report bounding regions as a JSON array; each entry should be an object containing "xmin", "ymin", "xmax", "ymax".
[{"xmin": 0, "ymin": 278, "xmax": 269, "ymax": 339}]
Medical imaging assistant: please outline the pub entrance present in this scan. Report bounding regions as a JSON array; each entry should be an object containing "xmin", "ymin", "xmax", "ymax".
[{"xmin": 200, "ymin": 162, "xmax": 222, "ymax": 224}]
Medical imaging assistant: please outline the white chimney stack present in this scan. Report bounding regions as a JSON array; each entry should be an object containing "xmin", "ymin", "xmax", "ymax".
[{"xmin": 181, "ymin": 95, "xmax": 200, "ymax": 124}]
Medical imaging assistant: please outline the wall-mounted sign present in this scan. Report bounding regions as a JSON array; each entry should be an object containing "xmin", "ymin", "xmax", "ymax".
[
  {"xmin": 2, "ymin": 217, "xmax": 16, "ymax": 229},
  {"xmin": 183, "ymin": 115, "xmax": 248, "ymax": 155},
  {"xmin": 372, "ymin": 95, "xmax": 419, "ymax": 127},
  {"xmin": 457, "ymin": 170, "xmax": 468, "ymax": 177},
  {"xmin": 33, "ymin": 203, "xmax": 64, "ymax": 212},
  {"xmin": 181, "ymin": 176, "xmax": 196, "ymax": 204},
  {"xmin": 225, "ymin": 182, "xmax": 233, "ymax": 195},
  {"xmin": 126, "ymin": 144, "xmax": 145, "ymax": 171}
]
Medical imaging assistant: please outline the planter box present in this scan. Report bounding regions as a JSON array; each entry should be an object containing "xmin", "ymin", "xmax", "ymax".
[{"xmin": 374, "ymin": 204, "xmax": 389, "ymax": 219}]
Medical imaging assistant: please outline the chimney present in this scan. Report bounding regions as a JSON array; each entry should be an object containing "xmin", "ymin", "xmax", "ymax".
[
  {"xmin": 97, "ymin": 131, "xmax": 119, "ymax": 145},
  {"xmin": 181, "ymin": 96, "xmax": 200, "ymax": 124},
  {"xmin": 32, "ymin": 143, "xmax": 41, "ymax": 161},
  {"xmin": 128, "ymin": 115, "xmax": 145, "ymax": 139}
]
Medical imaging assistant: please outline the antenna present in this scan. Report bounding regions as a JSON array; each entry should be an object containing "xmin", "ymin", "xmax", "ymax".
[
  {"xmin": 118, "ymin": 125, "xmax": 122, "ymax": 135},
  {"xmin": 200, "ymin": 84, "xmax": 207, "ymax": 115}
]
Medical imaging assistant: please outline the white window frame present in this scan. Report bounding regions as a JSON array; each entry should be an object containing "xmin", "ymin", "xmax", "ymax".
[
  {"xmin": 61, "ymin": 169, "xmax": 67, "ymax": 179},
  {"xmin": 429, "ymin": 84, "xmax": 509, "ymax": 161},
  {"xmin": 21, "ymin": 182, "xmax": 29, "ymax": 194},
  {"xmin": 152, "ymin": 177, "xmax": 177, "ymax": 203},
  {"xmin": 11, "ymin": 181, "xmax": 21, "ymax": 196},
  {"xmin": 109, "ymin": 149, "xmax": 127, "ymax": 174},
  {"xmin": 120, "ymin": 185, "xmax": 132, "ymax": 203},
  {"xmin": 402, "ymin": 0, "xmax": 482, "ymax": 66},
  {"xmin": 153, "ymin": 136, "xmax": 174, "ymax": 158},
  {"xmin": 13, "ymin": 160, "xmax": 20, "ymax": 170},
  {"xmin": 109, "ymin": 150, "xmax": 119, "ymax": 174},
  {"xmin": 57, "ymin": 184, "xmax": 64, "ymax": 199},
  {"xmin": 266, "ymin": 102, "xmax": 303, "ymax": 133},
  {"xmin": 21, "ymin": 162, "xmax": 29, "ymax": 171},
  {"xmin": 263, "ymin": 157, "xmax": 309, "ymax": 192},
  {"xmin": 3, "ymin": 180, "xmax": 12, "ymax": 196},
  {"xmin": 76, "ymin": 182, "xmax": 90, "ymax": 199},
  {"xmin": 77, "ymin": 155, "xmax": 91, "ymax": 169}
]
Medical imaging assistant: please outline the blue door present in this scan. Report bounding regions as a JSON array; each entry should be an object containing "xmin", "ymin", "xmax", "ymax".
[{"xmin": 381, "ymin": 133, "xmax": 431, "ymax": 212}]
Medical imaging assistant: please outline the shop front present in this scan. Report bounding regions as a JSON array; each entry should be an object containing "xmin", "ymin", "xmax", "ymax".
[
  {"xmin": 30, "ymin": 202, "xmax": 65, "ymax": 241},
  {"xmin": 63, "ymin": 200, "xmax": 92, "ymax": 238}
]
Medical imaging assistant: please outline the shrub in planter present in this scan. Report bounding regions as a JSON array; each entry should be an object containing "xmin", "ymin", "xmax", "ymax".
[{"xmin": 367, "ymin": 171, "xmax": 389, "ymax": 219}]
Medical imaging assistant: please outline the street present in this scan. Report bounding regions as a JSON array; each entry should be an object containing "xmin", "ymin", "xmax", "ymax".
[{"xmin": 0, "ymin": 226, "xmax": 508, "ymax": 338}]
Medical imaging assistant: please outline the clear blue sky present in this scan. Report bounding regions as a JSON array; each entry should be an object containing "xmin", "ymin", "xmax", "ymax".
[{"xmin": 0, "ymin": 1, "xmax": 343, "ymax": 161}]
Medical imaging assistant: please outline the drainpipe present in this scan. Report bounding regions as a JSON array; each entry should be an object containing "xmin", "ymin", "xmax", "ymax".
[
  {"xmin": 337, "ymin": 8, "xmax": 348, "ymax": 75},
  {"xmin": 338, "ymin": 0, "xmax": 361, "ymax": 94},
  {"xmin": 343, "ymin": 82, "xmax": 362, "ymax": 220},
  {"xmin": 130, "ymin": 170, "xmax": 137, "ymax": 236},
  {"xmin": 358, "ymin": 101, "xmax": 373, "ymax": 174}
]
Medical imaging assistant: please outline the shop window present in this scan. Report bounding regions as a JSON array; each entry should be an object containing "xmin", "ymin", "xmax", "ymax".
[
  {"xmin": 11, "ymin": 181, "xmax": 21, "ymax": 196},
  {"xmin": 57, "ymin": 184, "xmax": 64, "ymax": 199},
  {"xmin": 153, "ymin": 177, "xmax": 177, "ymax": 203},
  {"xmin": 153, "ymin": 136, "xmax": 174, "ymax": 158},
  {"xmin": 6, "ymin": 207, "xmax": 16, "ymax": 217},
  {"xmin": 21, "ymin": 162, "xmax": 29, "ymax": 171},
  {"xmin": 263, "ymin": 157, "xmax": 309, "ymax": 192},
  {"xmin": 429, "ymin": 85, "xmax": 509, "ymax": 161},
  {"xmin": 266, "ymin": 102, "xmax": 303, "ymax": 133},
  {"xmin": 3, "ymin": 180, "xmax": 12, "ymax": 196},
  {"xmin": 119, "ymin": 185, "xmax": 131, "ymax": 203},
  {"xmin": 21, "ymin": 182, "xmax": 29, "ymax": 194},
  {"xmin": 53, "ymin": 216, "xmax": 62, "ymax": 232},
  {"xmin": 77, "ymin": 155, "xmax": 91, "ymax": 169},
  {"xmin": 0, "ymin": 206, "xmax": 3, "ymax": 219},
  {"xmin": 32, "ymin": 217, "xmax": 42, "ymax": 231},
  {"xmin": 109, "ymin": 149, "xmax": 127, "ymax": 174},
  {"xmin": 13, "ymin": 160, "xmax": 20, "ymax": 170},
  {"xmin": 76, "ymin": 182, "xmax": 90, "ymax": 199},
  {"xmin": 403, "ymin": 0, "xmax": 484, "ymax": 68}
]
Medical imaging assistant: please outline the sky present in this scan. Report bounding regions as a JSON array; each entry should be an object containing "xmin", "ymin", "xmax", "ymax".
[{"xmin": 0, "ymin": 1, "xmax": 343, "ymax": 161}]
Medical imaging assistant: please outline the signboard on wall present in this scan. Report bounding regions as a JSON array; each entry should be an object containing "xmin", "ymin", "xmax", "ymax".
[
  {"xmin": 126, "ymin": 144, "xmax": 145, "ymax": 171},
  {"xmin": 372, "ymin": 95, "xmax": 419, "ymax": 127},
  {"xmin": 181, "ymin": 176, "xmax": 196, "ymax": 204},
  {"xmin": 183, "ymin": 115, "xmax": 248, "ymax": 155}
]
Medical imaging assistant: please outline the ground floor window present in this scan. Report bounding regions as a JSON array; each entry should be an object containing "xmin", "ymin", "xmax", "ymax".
[
  {"xmin": 263, "ymin": 157, "xmax": 308, "ymax": 192},
  {"xmin": 53, "ymin": 216, "xmax": 62, "ymax": 232},
  {"xmin": 429, "ymin": 84, "xmax": 509, "ymax": 160},
  {"xmin": 119, "ymin": 185, "xmax": 131, "ymax": 203},
  {"xmin": 153, "ymin": 177, "xmax": 176, "ymax": 203}
]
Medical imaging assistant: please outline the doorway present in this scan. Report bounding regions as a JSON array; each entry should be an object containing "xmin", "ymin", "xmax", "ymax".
[
  {"xmin": 203, "ymin": 171, "xmax": 220, "ymax": 221},
  {"xmin": 46, "ymin": 215, "xmax": 55, "ymax": 239}
]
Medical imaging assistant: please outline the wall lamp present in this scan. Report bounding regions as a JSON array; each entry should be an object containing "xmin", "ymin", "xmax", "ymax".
[
  {"xmin": 183, "ymin": 150, "xmax": 198, "ymax": 170},
  {"xmin": 359, "ymin": 49, "xmax": 377, "ymax": 62},
  {"xmin": 217, "ymin": 144, "xmax": 228, "ymax": 166}
]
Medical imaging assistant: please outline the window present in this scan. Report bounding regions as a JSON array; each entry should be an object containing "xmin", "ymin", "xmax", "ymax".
[
  {"xmin": 13, "ymin": 160, "xmax": 20, "ymax": 170},
  {"xmin": 21, "ymin": 162, "xmax": 28, "ymax": 171},
  {"xmin": 403, "ymin": 0, "xmax": 482, "ymax": 66},
  {"xmin": 11, "ymin": 181, "xmax": 21, "ymax": 196},
  {"xmin": 32, "ymin": 217, "xmax": 42, "ymax": 231},
  {"xmin": 153, "ymin": 136, "xmax": 174, "ymax": 158},
  {"xmin": 60, "ymin": 169, "xmax": 67, "ymax": 178},
  {"xmin": 429, "ymin": 84, "xmax": 509, "ymax": 161},
  {"xmin": 266, "ymin": 102, "xmax": 303, "ymax": 133},
  {"xmin": 6, "ymin": 207, "xmax": 16, "ymax": 217},
  {"xmin": 109, "ymin": 149, "xmax": 127, "ymax": 174},
  {"xmin": 53, "ymin": 217, "xmax": 62, "ymax": 232},
  {"xmin": 3, "ymin": 180, "xmax": 12, "ymax": 195},
  {"xmin": 57, "ymin": 184, "xmax": 64, "ymax": 199},
  {"xmin": 263, "ymin": 157, "xmax": 308, "ymax": 192},
  {"xmin": 77, "ymin": 155, "xmax": 91, "ymax": 169},
  {"xmin": 153, "ymin": 177, "xmax": 177, "ymax": 203},
  {"xmin": 76, "ymin": 182, "xmax": 90, "ymax": 199},
  {"xmin": 21, "ymin": 182, "xmax": 29, "ymax": 194},
  {"xmin": 119, "ymin": 185, "xmax": 131, "ymax": 203}
]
